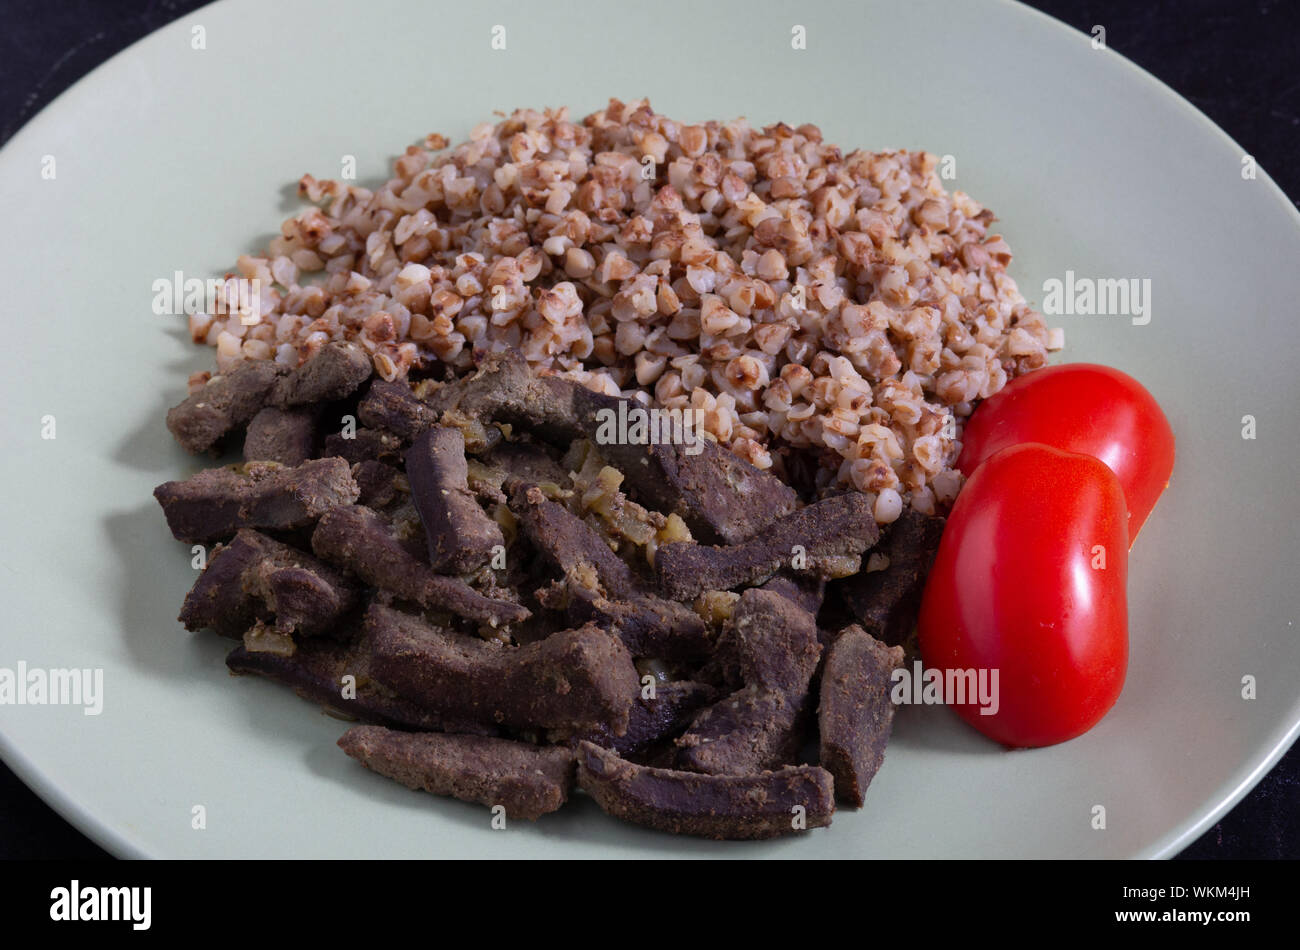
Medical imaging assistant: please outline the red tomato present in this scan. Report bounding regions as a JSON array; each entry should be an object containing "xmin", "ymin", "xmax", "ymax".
[
  {"xmin": 919, "ymin": 443, "xmax": 1129, "ymax": 748},
  {"xmin": 956, "ymin": 363, "xmax": 1174, "ymax": 542}
]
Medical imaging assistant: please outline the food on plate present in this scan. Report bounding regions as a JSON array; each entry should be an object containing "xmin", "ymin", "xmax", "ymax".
[
  {"xmin": 189, "ymin": 97, "xmax": 1062, "ymax": 526},
  {"xmin": 956, "ymin": 362, "xmax": 1175, "ymax": 542},
  {"xmin": 918, "ymin": 443, "xmax": 1130, "ymax": 748},
  {"xmin": 157, "ymin": 345, "xmax": 937, "ymax": 836},
  {"xmin": 160, "ymin": 99, "xmax": 1187, "ymax": 837}
]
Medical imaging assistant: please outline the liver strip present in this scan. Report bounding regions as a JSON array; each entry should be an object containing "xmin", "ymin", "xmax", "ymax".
[
  {"xmin": 166, "ymin": 361, "xmax": 285, "ymax": 454},
  {"xmin": 362, "ymin": 604, "xmax": 639, "ymax": 735},
  {"xmin": 817, "ymin": 625, "xmax": 905, "ymax": 807},
  {"xmin": 154, "ymin": 458, "xmax": 358, "ymax": 544},
  {"xmin": 654, "ymin": 492, "xmax": 879, "ymax": 600},
  {"xmin": 311, "ymin": 504, "xmax": 527, "ymax": 626},
  {"xmin": 405, "ymin": 426, "xmax": 503, "ymax": 574},
  {"xmin": 576, "ymin": 741, "xmax": 835, "ymax": 840},
  {"xmin": 837, "ymin": 509, "xmax": 945, "ymax": 646},
  {"xmin": 338, "ymin": 726, "xmax": 575, "ymax": 821}
]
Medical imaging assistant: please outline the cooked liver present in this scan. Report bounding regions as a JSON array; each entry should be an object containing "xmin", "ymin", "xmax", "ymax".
[
  {"xmin": 406, "ymin": 427, "xmax": 503, "ymax": 574},
  {"xmin": 338, "ymin": 726, "xmax": 575, "ymax": 821},
  {"xmin": 676, "ymin": 589, "xmax": 821, "ymax": 775},
  {"xmin": 837, "ymin": 509, "xmax": 945, "ymax": 646},
  {"xmin": 179, "ymin": 528, "xmax": 359, "ymax": 638},
  {"xmin": 322, "ymin": 427, "xmax": 406, "ymax": 465},
  {"xmin": 166, "ymin": 360, "xmax": 285, "ymax": 454},
  {"xmin": 271, "ymin": 341, "xmax": 373, "ymax": 407},
  {"xmin": 362, "ymin": 604, "xmax": 639, "ymax": 735},
  {"xmin": 154, "ymin": 457, "xmax": 359, "ymax": 544},
  {"xmin": 509, "ymin": 483, "xmax": 636, "ymax": 598},
  {"xmin": 311, "ymin": 505, "xmax": 527, "ymax": 626},
  {"xmin": 576, "ymin": 741, "xmax": 834, "ymax": 840},
  {"xmin": 225, "ymin": 637, "xmax": 486, "ymax": 734},
  {"xmin": 242, "ymin": 406, "xmax": 318, "ymax": 466},
  {"xmin": 654, "ymin": 492, "xmax": 879, "ymax": 600},
  {"xmin": 817, "ymin": 625, "xmax": 905, "ymax": 807},
  {"xmin": 549, "ymin": 680, "xmax": 718, "ymax": 755}
]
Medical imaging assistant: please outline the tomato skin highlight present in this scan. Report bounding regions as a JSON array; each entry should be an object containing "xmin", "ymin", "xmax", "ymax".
[
  {"xmin": 919, "ymin": 443, "xmax": 1129, "ymax": 748},
  {"xmin": 955, "ymin": 363, "xmax": 1174, "ymax": 542}
]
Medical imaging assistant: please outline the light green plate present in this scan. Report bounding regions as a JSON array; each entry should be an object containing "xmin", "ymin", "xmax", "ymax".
[{"xmin": 2, "ymin": 0, "xmax": 1297, "ymax": 858}]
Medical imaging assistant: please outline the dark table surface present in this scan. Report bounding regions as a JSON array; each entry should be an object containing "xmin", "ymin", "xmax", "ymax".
[{"xmin": 1, "ymin": 0, "xmax": 1295, "ymax": 860}]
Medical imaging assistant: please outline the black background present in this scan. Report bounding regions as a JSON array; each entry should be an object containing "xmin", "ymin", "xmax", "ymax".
[{"xmin": 0, "ymin": 0, "xmax": 1295, "ymax": 860}]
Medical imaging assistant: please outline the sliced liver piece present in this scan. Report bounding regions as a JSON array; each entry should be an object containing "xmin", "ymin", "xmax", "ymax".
[
  {"xmin": 675, "ymin": 685, "xmax": 808, "ymax": 775},
  {"xmin": 166, "ymin": 360, "xmax": 285, "ymax": 454},
  {"xmin": 576, "ymin": 741, "xmax": 834, "ymax": 840},
  {"xmin": 406, "ymin": 427, "xmax": 503, "ymax": 574},
  {"xmin": 837, "ymin": 509, "xmax": 946, "ymax": 646},
  {"xmin": 179, "ymin": 529, "xmax": 359, "ymax": 638},
  {"xmin": 243, "ymin": 406, "xmax": 318, "ymax": 466},
  {"xmin": 225, "ymin": 638, "xmax": 461, "ymax": 733},
  {"xmin": 322, "ymin": 427, "xmax": 406, "ymax": 465},
  {"xmin": 654, "ymin": 492, "xmax": 879, "ymax": 601},
  {"xmin": 817, "ymin": 625, "xmax": 905, "ymax": 807},
  {"xmin": 569, "ymin": 386, "xmax": 799, "ymax": 545},
  {"xmin": 357, "ymin": 380, "xmax": 440, "ymax": 440},
  {"xmin": 509, "ymin": 483, "xmax": 636, "ymax": 598},
  {"xmin": 560, "ymin": 585, "xmax": 713, "ymax": 662},
  {"xmin": 154, "ymin": 458, "xmax": 359, "ymax": 544},
  {"xmin": 338, "ymin": 726, "xmax": 575, "ymax": 821},
  {"xmin": 352, "ymin": 460, "xmax": 404, "ymax": 510},
  {"xmin": 675, "ymin": 588, "xmax": 822, "ymax": 775},
  {"xmin": 549, "ymin": 680, "xmax": 718, "ymax": 755},
  {"xmin": 362, "ymin": 604, "xmax": 638, "ymax": 735},
  {"xmin": 311, "ymin": 505, "xmax": 527, "ymax": 626},
  {"xmin": 272, "ymin": 341, "xmax": 373, "ymax": 407}
]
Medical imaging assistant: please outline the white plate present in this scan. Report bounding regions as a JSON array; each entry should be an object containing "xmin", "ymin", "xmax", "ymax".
[{"xmin": 2, "ymin": 0, "xmax": 1297, "ymax": 859}]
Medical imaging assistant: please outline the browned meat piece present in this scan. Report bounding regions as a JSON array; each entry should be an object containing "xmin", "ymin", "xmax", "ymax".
[
  {"xmin": 242, "ymin": 406, "xmax": 318, "ymax": 466},
  {"xmin": 709, "ymin": 588, "xmax": 822, "ymax": 694},
  {"xmin": 338, "ymin": 726, "xmax": 575, "ymax": 821},
  {"xmin": 549, "ymin": 681, "xmax": 718, "ymax": 755},
  {"xmin": 352, "ymin": 460, "xmax": 403, "ymax": 510},
  {"xmin": 674, "ymin": 686, "xmax": 807, "ymax": 774},
  {"xmin": 165, "ymin": 360, "xmax": 285, "ymax": 454},
  {"xmin": 509, "ymin": 484, "xmax": 635, "ymax": 597},
  {"xmin": 558, "ymin": 585, "xmax": 713, "ymax": 661},
  {"xmin": 576, "ymin": 741, "xmax": 834, "ymax": 840},
  {"xmin": 429, "ymin": 352, "xmax": 799, "ymax": 544},
  {"xmin": 271, "ymin": 341, "xmax": 372, "ymax": 407},
  {"xmin": 322, "ymin": 427, "xmax": 405, "ymax": 465},
  {"xmin": 225, "ymin": 638, "xmax": 488, "ymax": 734},
  {"xmin": 362, "ymin": 604, "xmax": 638, "ymax": 735},
  {"xmin": 569, "ymin": 387, "xmax": 799, "ymax": 545},
  {"xmin": 836, "ymin": 509, "xmax": 946, "ymax": 646},
  {"xmin": 311, "ymin": 505, "xmax": 527, "ymax": 626},
  {"xmin": 482, "ymin": 440, "xmax": 571, "ymax": 490},
  {"xmin": 759, "ymin": 573, "xmax": 825, "ymax": 616},
  {"xmin": 406, "ymin": 427, "xmax": 503, "ymax": 574},
  {"xmin": 179, "ymin": 529, "xmax": 360, "ymax": 638},
  {"xmin": 154, "ymin": 458, "xmax": 359, "ymax": 544},
  {"xmin": 356, "ymin": 379, "xmax": 440, "ymax": 439},
  {"xmin": 654, "ymin": 492, "xmax": 879, "ymax": 600},
  {"xmin": 676, "ymin": 588, "xmax": 822, "ymax": 774},
  {"xmin": 427, "ymin": 353, "xmax": 577, "ymax": 440},
  {"xmin": 818, "ymin": 625, "xmax": 905, "ymax": 806}
]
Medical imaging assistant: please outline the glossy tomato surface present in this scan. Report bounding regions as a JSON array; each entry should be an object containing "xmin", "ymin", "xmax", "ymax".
[
  {"xmin": 956, "ymin": 363, "xmax": 1174, "ymax": 542},
  {"xmin": 919, "ymin": 443, "xmax": 1129, "ymax": 748}
]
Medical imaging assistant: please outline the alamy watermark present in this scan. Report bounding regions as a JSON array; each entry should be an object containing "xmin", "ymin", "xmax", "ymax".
[
  {"xmin": 1042, "ymin": 271, "xmax": 1151, "ymax": 326},
  {"xmin": 892, "ymin": 661, "xmax": 999, "ymax": 716},
  {"xmin": 151, "ymin": 270, "xmax": 263, "ymax": 325},
  {"xmin": 593, "ymin": 402, "xmax": 706, "ymax": 455},
  {"xmin": 0, "ymin": 662, "xmax": 103, "ymax": 715}
]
